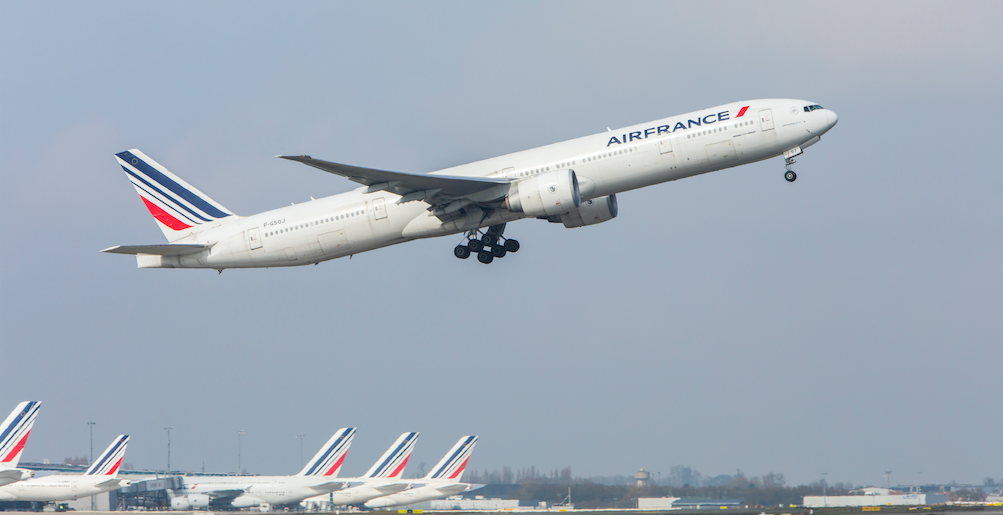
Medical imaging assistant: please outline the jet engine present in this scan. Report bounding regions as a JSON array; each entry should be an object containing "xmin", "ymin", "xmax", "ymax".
[
  {"xmin": 548, "ymin": 194, "xmax": 618, "ymax": 228},
  {"xmin": 231, "ymin": 496, "xmax": 267, "ymax": 509},
  {"xmin": 503, "ymin": 169, "xmax": 580, "ymax": 217},
  {"xmin": 171, "ymin": 494, "xmax": 211, "ymax": 510}
]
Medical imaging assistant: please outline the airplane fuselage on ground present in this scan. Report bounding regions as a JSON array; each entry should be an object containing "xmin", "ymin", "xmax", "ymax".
[
  {"xmin": 107, "ymin": 99, "xmax": 837, "ymax": 269},
  {"xmin": 0, "ymin": 476, "xmax": 123, "ymax": 502},
  {"xmin": 175, "ymin": 476, "xmax": 345, "ymax": 508}
]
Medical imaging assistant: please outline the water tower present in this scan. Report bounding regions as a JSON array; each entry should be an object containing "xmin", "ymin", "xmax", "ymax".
[{"xmin": 635, "ymin": 468, "xmax": 650, "ymax": 488}]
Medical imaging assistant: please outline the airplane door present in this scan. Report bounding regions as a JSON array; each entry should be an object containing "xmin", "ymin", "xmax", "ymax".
[
  {"xmin": 319, "ymin": 230, "xmax": 352, "ymax": 254},
  {"xmin": 658, "ymin": 138, "xmax": 673, "ymax": 154},
  {"xmin": 371, "ymin": 198, "xmax": 387, "ymax": 220},
  {"xmin": 247, "ymin": 227, "xmax": 262, "ymax": 250},
  {"xmin": 759, "ymin": 109, "xmax": 775, "ymax": 131}
]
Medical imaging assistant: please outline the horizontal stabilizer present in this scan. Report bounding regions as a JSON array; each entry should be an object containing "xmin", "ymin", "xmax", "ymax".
[
  {"xmin": 372, "ymin": 483, "xmax": 410, "ymax": 495},
  {"xmin": 277, "ymin": 155, "xmax": 508, "ymax": 199},
  {"xmin": 307, "ymin": 481, "xmax": 348, "ymax": 491},
  {"xmin": 101, "ymin": 244, "xmax": 209, "ymax": 256},
  {"xmin": 0, "ymin": 468, "xmax": 31, "ymax": 482},
  {"xmin": 95, "ymin": 478, "xmax": 127, "ymax": 488}
]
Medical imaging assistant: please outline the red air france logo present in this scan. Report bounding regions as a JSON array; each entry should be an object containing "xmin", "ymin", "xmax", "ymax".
[{"xmin": 735, "ymin": 106, "xmax": 750, "ymax": 118}]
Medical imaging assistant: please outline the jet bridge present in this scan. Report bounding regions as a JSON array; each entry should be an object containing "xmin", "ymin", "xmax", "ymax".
[{"xmin": 112, "ymin": 476, "xmax": 183, "ymax": 510}]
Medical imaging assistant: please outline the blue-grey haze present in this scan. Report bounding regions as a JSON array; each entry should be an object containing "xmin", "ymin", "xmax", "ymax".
[{"xmin": 1, "ymin": 0, "xmax": 1000, "ymax": 489}]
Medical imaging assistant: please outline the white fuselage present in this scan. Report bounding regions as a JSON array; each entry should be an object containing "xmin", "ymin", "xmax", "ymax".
[
  {"xmin": 179, "ymin": 475, "xmax": 342, "ymax": 507},
  {"xmin": 364, "ymin": 481, "xmax": 472, "ymax": 509},
  {"xmin": 154, "ymin": 99, "xmax": 835, "ymax": 269},
  {"xmin": 0, "ymin": 475, "xmax": 125, "ymax": 502}
]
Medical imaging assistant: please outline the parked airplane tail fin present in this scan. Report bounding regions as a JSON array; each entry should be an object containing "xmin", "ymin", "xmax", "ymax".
[
  {"xmin": 115, "ymin": 149, "xmax": 236, "ymax": 242},
  {"xmin": 85, "ymin": 435, "xmax": 130, "ymax": 476},
  {"xmin": 0, "ymin": 401, "xmax": 41, "ymax": 467},
  {"xmin": 297, "ymin": 427, "xmax": 357, "ymax": 477},
  {"xmin": 363, "ymin": 432, "xmax": 419, "ymax": 479},
  {"xmin": 424, "ymin": 436, "xmax": 477, "ymax": 481}
]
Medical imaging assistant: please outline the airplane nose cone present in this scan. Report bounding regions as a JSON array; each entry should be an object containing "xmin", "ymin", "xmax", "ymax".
[{"xmin": 826, "ymin": 109, "xmax": 838, "ymax": 128}]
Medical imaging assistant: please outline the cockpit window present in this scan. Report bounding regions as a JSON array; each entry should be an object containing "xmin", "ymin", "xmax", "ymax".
[{"xmin": 803, "ymin": 104, "xmax": 825, "ymax": 112}]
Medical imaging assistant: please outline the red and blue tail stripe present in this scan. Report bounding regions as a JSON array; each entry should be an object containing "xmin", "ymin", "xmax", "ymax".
[
  {"xmin": 364, "ymin": 432, "xmax": 419, "ymax": 479},
  {"xmin": 298, "ymin": 427, "xmax": 356, "ymax": 477},
  {"xmin": 85, "ymin": 435, "xmax": 130, "ymax": 476},
  {"xmin": 115, "ymin": 149, "xmax": 233, "ymax": 237},
  {"xmin": 0, "ymin": 401, "xmax": 41, "ymax": 465},
  {"xmin": 427, "ymin": 435, "xmax": 477, "ymax": 480}
]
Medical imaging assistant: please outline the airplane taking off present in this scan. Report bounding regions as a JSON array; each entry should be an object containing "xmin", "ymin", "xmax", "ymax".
[
  {"xmin": 0, "ymin": 435, "xmax": 130, "ymax": 502},
  {"xmin": 364, "ymin": 435, "xmax": 478, "ymax": 509},
  {"xmin": 104, "ymin": 100, "xmax": 837, "ymax": 268},
  {"xmin": 312, "ymin": 431, "xmax": 419, "ymax": 507},
  {"xmin": 0, "ymin": 401, "xmax": 41, "ymax": 487},
  {"xmin": 169, "ymin": 427, "xmax": 356, "ymax": 510}
]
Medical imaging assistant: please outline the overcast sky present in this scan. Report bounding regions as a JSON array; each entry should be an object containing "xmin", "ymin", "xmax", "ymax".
[{"xmin": 2, "ymin": 1, "xmax": 1000, "ymax": 488}]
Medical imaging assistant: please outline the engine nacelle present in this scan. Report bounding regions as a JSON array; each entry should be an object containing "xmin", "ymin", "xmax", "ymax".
[
  {"xmin": 503, "ymin": 169, "xmax": 580, "ymax": 217},
  {"xmin": 551, "ymin": 194, "xmax": 618, "ymax": 228},
  {"xmin": 171, "ymin": 494, "xmax": 211, "ymax": 510},
  {"xmin": 231, "ymin": 496, "xmax": 267, "ymax": 509}
]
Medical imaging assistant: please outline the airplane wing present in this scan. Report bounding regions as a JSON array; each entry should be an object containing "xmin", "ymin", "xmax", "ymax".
[
  {"xmin": 100, "ymin": 244, "xmax": 210, "ymax": 256},
  {"xmin": 277, "ymin": 156, "xmax": 510, "ymax": 204},
  {"xmin": 206, "ymin": 489, "xmax": 247, "ymax": 500}
]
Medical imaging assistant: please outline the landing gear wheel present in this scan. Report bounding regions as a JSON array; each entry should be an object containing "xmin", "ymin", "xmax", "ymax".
[
  {"xmin": 481, "ymin": 233, "xmax": 498, "ymax": 247},
  {"xmin": 454, "ymin": 245, "xmax": 471, "ymax": 259},
  {"xmin": 467, "ymin": 239, "xmax": 484, "ymax": 252},
  {"xmin": 491, "ymin": 246, "xmax": 507, "ymax": 258},
  {"xmin": 477, "ymin": 251, "xmax": 494, "ymax": 264},
  {"xmin": 785, "ymin": 171, "xmax": 797, "ymax": 182},
  {"xmin": 503, "ymin": 239, "xmax": 520, "ymax": 252}
]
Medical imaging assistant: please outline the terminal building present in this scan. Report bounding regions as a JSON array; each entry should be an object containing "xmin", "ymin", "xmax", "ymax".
[
  {"xmin": 803, "ymin": 493, "xmax": 947, "ymax": 508},
  {"xmin": 637, "ymin": 497, "xmax": 745, "ymax": 509}
]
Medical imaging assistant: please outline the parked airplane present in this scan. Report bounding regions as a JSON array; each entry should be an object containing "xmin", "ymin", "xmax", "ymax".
[
  {"xmin": 0, "ymin": 401, "xmax": 41, "ymax": 486},
  {"xmin": 0, "ymin": 435, "xmax": 130, "ymax": 502},
  {"xmin": 104, "ymin": 100, "xmax": 837, "ymax": 268},
  {"xmin": 311, "ymin": 431, "xmax": 419, "ymax": 507},
  {"xmin": 364, "ymin": 435, "xmax": 478, "ymax": 509},
  {"xmin": 169, "ymin": 427, "xmax": 355, "ymax": 510}
]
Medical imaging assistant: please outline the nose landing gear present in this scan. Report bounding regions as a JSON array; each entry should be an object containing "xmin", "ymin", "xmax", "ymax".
[
  {"xmin": 783, "ymin": 147, "xmax": 802, "ymax": 182},
  {"xmin": 454, "ymin": 224, "xmax": 519, "ymax": 264}
]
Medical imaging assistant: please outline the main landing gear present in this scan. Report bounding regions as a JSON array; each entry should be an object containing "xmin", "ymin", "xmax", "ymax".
[{"xmin": 453, "ymin": 224, "xmax": 520, "ymax": 264}]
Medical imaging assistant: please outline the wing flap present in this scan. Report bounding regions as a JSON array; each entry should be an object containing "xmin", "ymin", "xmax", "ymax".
[
  {"xmin": 277, "ymin": 156, "xmax": 509, "ymax": 199},
  {"xmin": 101, "ymin": 244, "xmax": 210, "ymax": 256}
]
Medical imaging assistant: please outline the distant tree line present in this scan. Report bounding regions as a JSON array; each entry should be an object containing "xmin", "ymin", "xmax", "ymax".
[{"xmin": 464, "ymin": 466, "xmax": 854, "ymax": 508}]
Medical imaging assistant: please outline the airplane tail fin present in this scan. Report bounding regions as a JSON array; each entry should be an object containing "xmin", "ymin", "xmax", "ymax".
[
  {"xmin": 84, "ymin": 435, "xmax": 130, "ymax": 476},
  {"xmin": 297, "ymin": 427, "xmax": 357, "ymax": 477},
  {"xmin": 115, "ymin": 149, "xmax": 236, "ymax": 242},
  {"xmin": 424, "ymin": 436, "xmax": 477, "ymax": 481},
  {"xmin": 362, "ymin": 432, "xmax": 419, "ymax": 479},
  {"xmin": 0, "ymin": 401, "xmax": 41, "ymax": 468}
]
